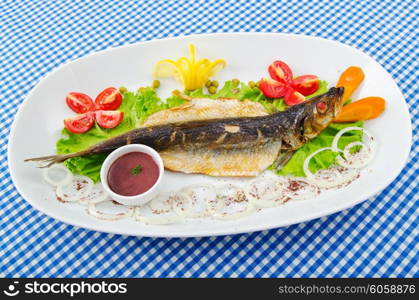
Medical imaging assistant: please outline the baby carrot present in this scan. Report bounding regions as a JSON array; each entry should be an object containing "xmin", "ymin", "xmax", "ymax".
[
  {"xmin": 337, "ymin": 66, "xmax": 365, "ymax": 101},
  {"xmin": 334, "ymin": 97, "xmax": 385, "ymax": 123}
]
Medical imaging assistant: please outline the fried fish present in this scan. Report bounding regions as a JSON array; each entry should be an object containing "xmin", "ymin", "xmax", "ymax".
[{"xmin": 26, "ymin": 87, "xmax": 344, "ymax": 176}]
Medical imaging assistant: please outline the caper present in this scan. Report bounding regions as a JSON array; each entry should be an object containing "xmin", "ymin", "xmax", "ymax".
[
  {"xmin": 205, "ymin": 80, "xmax": 212, "ymax": 88},
  {"xmin": 211, "ymin": 80, "xmax": 219, "ymax": 88},
  {"xmin": 248, "ymin": 81, "xmax": 255, "ymax": 88},
  {"xmin": 208, "ymin": 86, "xmax": 217, "ymax": 94},
  {"xmin": 152, "ymin": 79, "xmax": 160, "ymax": 89},
  {"xmin": 119, "ymin": 86, "xmax": 128, "ymax": 93}
]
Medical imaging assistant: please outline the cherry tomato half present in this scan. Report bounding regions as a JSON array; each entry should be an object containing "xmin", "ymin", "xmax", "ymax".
[
  {"xmin": 291, "ymin": 75, "xmax": 319, "ymax": 96},
  {"xmin": 284, "ymin": 88, "xmax": 305, "ymax": 106},
  {"xmin": 95, "ymin": 110, "xmax": 124, "ymax": 129},
  {"xmin": 268, "ymin": 60, "xmax": 293, "ymax": 84},
  {"xmin": 95, "ymin": 87, "xmax": 122, "ymax": 111},
  {"xmin": 259, "ymin": 78, "xmax": 289, "ymax": 98},
  {"xmin": 66, "ymin": 92, "xmax": 94, "ymax": 114},
  {"xmin": 64, "ymin": 112, "xmax": 95, "ymax": 134}
]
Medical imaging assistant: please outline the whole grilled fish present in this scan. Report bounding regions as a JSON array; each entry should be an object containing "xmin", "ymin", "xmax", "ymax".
[{"xmin": 26, "ymin": 87, "xmax": 344, "ymax": 176}]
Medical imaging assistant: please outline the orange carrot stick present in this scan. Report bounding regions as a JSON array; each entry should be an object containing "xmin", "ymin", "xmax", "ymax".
[
  {"xmin": 336, "ymin": 66, "xmax": 365, "ymax": 101},
  {"xmin": 334, "ymin": 97, "xmax": 385, "ymax": 123}
]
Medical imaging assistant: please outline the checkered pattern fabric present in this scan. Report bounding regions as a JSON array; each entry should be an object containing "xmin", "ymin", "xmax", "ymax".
[{"xmin": 1, "ymin": 0, "xmax": 417, "ymax": 277}]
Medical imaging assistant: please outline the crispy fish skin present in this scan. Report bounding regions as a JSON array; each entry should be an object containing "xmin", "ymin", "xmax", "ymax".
[{"xmin": 26, "ymin": 87, "xmax": 344, "ymax": 173}]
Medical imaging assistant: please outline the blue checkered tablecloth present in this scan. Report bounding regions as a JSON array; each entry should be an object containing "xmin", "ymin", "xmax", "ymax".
[{"xmin": 1, "ymin": 0, "xmax": 417, "ymax": 278}]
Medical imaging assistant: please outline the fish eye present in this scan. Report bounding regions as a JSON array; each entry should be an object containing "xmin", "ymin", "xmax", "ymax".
[{"xmin": 316, "ymin": 101, "xmax": 328, "ymax": 113}]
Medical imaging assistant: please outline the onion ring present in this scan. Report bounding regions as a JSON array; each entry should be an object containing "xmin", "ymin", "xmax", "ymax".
[
  {"xmin": 303, "ymin": 147, "xmax": 359, "ymax": 188},
  {"xmin": 180, "ymin": 184, "xmax": 215, "ymax": 218},
  {"xmin": 283, "ymin": 177, "xmax": 320, "ymax": 201},
  {"xmin": 134, "ymin": 206, "xmax": 184, "ymax": 225},
  {"xmin": 87, "ymin": 201, "xmax": 134, "ymax": 221},
  {"xmin": 79, "ymin": 183, "xmax": 110, "ymax": 205},
  {"xmin": 332, "ymin": 126, "xmax": 376, "ymax": 169},
  {"xmin": 42, "ymin": 164, "xmax": 72, "ymax": 186},
  {"xmin": 245, "ymin": 178, "xmax": 287, "ymax": 208},
  {"xmin": 207, "ymin": 185, "xmax": 253, "ymax": 220},
  {"xmin": 171, "ymin": 192, "xmax": 193, "ymax": 217},
  {"xmin": 134, "ymin": 192, "xmax": 190, "ymax": 225},
  {"xmin": 56, "ymin": 175, "xmax": 93, "ymax": 202},
  {"xmin": 337, "ymin": 141, "xmax": 375, "ymax": 169},
  {"xmin": 149, "ymin": 191, "xmax": 191, "ymax": 216}
]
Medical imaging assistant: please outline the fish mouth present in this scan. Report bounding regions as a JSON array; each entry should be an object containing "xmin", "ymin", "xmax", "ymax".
[{"xmin": 330, "ymin": 86, "xmax": 344, "ymax": 117}]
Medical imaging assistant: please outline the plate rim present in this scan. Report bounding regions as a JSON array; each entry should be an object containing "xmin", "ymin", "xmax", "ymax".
[{"xmin": 7, "ymin": 32, "xmax": 413, "ymax": 238}]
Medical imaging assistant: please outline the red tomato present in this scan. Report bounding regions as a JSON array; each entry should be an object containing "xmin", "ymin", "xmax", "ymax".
[
  {"xmin": 284, "ymin": 88, "xmax": 305, "ymax": 106},
  {"xmin": 66, "ymin": 92, "xmax": 94, "ymax": 114},
  {"xmin": 95, "ymin": 110, "xmax": 124, "ymax": 129},
  {"xmin": 95, "ymin": 87, "xmax": 122, "ymax": 110},
  {"xmin": 64, "ymin": 112, "xmax": 95, "ymax": 134},
  {"xmin": 268, "ymin": 60, "xmax": 293, "ymax": 84},
  {"xmin": 291, "ymin": 75, "xmax": 319, "ymax": 96},
  {"xmin": 259, "ymin": 78, "xmax": 289, "ymax": 98}
]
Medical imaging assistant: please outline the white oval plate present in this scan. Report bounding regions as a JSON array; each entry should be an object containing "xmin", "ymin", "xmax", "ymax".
[{"xmin": 8, "ymin": 33, "xmax": 411, "ymax": 237}]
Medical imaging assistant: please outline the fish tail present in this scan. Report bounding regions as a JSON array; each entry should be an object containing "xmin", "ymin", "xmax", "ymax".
[{"xmin": 24, "ymin": 151, "xmax": 87, "ymax": 168}]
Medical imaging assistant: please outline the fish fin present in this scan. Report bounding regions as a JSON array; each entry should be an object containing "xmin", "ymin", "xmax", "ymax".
[
  {"xmin": 24, "ymin": 151, "xmax": 88, "ymax": 167},
  {"xmin": 159, "ymin": 141, "xmax": 282, "ymax": 177},
  {"xmin": 271, "ymin": 151, "xmax": 295, "ymax": 171}
]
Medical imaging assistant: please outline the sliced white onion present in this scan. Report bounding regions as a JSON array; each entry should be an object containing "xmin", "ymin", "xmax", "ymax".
[
  {"xmin": 79, "ymin": 183, "xmax": 110, "ymax": 205},
  {"xmin": 171, "ymin": 192, "xmax": 193, "ymax": 217},
  {"xmin": 134, "ymin": 205, "xmax": 184, "ymax": 225},
  {"xmin": 42, "ymin": 164, "xmax": 72, "ymax": 186},
  {"xmin": 87, "ymin": 200, "xmax": 134, "ymax": 221},
  {"xmin": 337, "ymin": 141, "xmax": 375, "ymax": 169},
  {"xmin": 245, "ymin": 178, "xmax": 287, "ymax": 208},
  {"xmin": 56, "ymin": 175, "xmax": 93, "ymax": 202},
  {"xmin": 332, "ymin": 126, "xmax": 376, "ymax": 169},
  {"xmin": 148, "ymin": 191, "xmax": 190, "ymax": 215},
  {"xmin": 149, "ymin": 192, "xmax": 173, "ymax": 214},
  {"xmin": 331, "ymin": 126, "xmax": 372, "ymax": 152},
  {"xmin": 282, "ymin": 177, "xmax": 320, "ymax": 201},
  {"xmin": 180, "ymin": 184, "xmax": 215, "ymax": 218},
  {"xmin": 207, "ymin": 185, "xmax": 253, "ymax": 220},
  {"xmin": 303, "ymin": 147, "xmax": 359, "ymax": 188},
  {"xmin": 134, "ymin": 192, "xmax": 189, "ymax": 225},
  {"xmin": 310, "ymin": 165, "xmax": 359, "ymax": 188},
  {"xmin": 303, "ymin": 147, "xmax": 334, "ymax": 188}
]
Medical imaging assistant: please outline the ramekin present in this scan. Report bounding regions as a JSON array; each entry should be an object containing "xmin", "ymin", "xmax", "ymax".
[{"xmin": 100, "ymin": 144, "xmax": 164, "ymax": 206}]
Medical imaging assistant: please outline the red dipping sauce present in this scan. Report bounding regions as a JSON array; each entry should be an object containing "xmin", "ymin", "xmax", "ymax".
[{"xmin": 107, "ymin": 152, "xmax": 160, "ymax": 196}]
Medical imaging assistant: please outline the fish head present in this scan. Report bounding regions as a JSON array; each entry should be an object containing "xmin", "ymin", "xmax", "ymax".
[{"xmin": 302, "ymin": 87, "xmax": 344, "ymax": 139}]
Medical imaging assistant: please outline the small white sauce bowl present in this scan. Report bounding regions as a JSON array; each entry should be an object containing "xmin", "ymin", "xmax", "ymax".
[{"xmin": 100, "ymin": 144, "xmax": 164, "ymax": 206}]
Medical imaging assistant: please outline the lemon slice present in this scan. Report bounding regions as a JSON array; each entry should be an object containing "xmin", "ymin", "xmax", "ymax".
[
  {"xmin": 206, "ymin": 59, "xmax": 227, "ymax": 77},
  {"xmin": 153, "ymin": 59, "xmax": 185, "ymax": 84},
  {"xmin": 153, "ymin": 44, "xmax": 226, "ymax": 90}
]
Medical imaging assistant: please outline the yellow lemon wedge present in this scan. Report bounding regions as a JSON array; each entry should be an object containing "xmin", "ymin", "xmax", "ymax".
[{"xmin": 153, "ymin": 44, "xmax": 226, "ymax": 90}]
